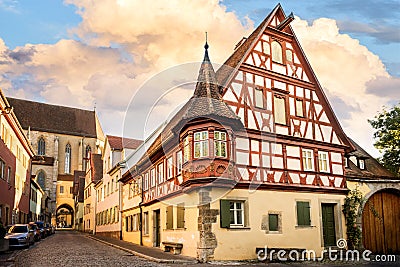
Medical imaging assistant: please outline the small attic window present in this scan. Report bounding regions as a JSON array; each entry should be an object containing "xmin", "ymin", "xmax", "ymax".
[
  {"xmin": 271, "ymin": 41, "xmax": 283, "ymax": 64},
  {"xmin": 359, "ymin": 159, "xmax": 365, "ymax": 170}
]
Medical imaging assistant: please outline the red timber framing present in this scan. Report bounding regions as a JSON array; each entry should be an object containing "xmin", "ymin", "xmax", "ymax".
[{"xmin": 121, "ymin": 4, "xmax": 353, "ymax": 205}]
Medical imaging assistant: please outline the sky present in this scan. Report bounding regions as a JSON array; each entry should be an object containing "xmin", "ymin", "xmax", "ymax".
[{"xmin": 0, "ymin": 0, "xmax": 399, "ymax": 158}]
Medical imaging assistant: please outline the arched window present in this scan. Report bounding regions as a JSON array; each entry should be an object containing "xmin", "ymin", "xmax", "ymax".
[
  {"xmin": 65, "ymin": 144, "xmax": 71, "ymax": 174},
  {"xmin": 37, "ymin": 170, "xmax": 46, "ymax": 190},
  {"xmin": 84, "ymin": 145, "xmax": 91, "ymax": 171},
  {"xmin": 271, "ymin": 41, "xmax": 283, "ymax": 64},
  {"xmin": 38, "ymin": 137, "xmax": 46, "ymax": 155}
]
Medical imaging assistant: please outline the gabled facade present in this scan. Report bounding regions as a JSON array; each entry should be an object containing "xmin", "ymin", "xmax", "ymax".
[
  {"xmin": 94, "ymin": 135, "xmax": 142, "ymax": 238},
  {"xmin": 120, "ymin": 4, "xmax": 356, "ymax": 262},
  {"xmin": 0, "ymin": 90, "xmax": 34, "ymax": 225},
  {"xmin": 83, "ymin": 153, "xmax": 103, "ymax": 234}
]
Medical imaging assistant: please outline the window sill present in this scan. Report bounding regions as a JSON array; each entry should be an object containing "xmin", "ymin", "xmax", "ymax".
[
  {"xmin": 295, "ymin": 225, "xmax": 315, "ymax": 229},
  {"xmin": 226, "ymin": 227, "xmax": 251, "ymax": 230},
  {"xmin": 267, "ymin": 231, "xmax": 282, "ymax": 234}
]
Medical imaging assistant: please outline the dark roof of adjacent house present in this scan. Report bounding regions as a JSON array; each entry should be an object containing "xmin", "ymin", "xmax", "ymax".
[
  {"xmin": 7, "ymin": 97, "xmax": 98, "ymax": 138},
  {"xmin": 345, "ymin": 138, "xmax": 397, "ymax": 180},
  {"xmin": 107, "ymin": 135, "xmax": 143, "ymax": 150},
  {"xmin": 89, "ymin": 153, "xmax": 103, "ymax": 183}
]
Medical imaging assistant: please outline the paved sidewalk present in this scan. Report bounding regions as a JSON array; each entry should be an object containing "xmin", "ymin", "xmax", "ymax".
[{"xmin": 87, "ymin": 235, "xmax": 197, "ymax": 264}]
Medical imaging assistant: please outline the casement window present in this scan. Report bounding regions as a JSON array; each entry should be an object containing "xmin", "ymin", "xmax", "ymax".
[
  {"xmin": 220, "ymin": 200, "xmax": 246, "ymax": 228},
  {"xmin": 177, "ymin": 203, "xmax": 185, "ymax": 229},
  {"xmin": 359, "ymin": 159, "xmax": 365, "ymax": 170},
  {"xmin": 143, "ymin": 212, "xmax": 149, "ymax": 235},
  {"xmin": 126, "ymin": 216, "xmax": 130, "ymax": 231},
  {"xmin": 7, "ymin": 167, "xmax": 11, "ymax": 184},
  {"xmin": 158, "ymin": 163, "xmax": 164, "ymax": 183},
  {"xmin": 111, "ymin": 179, "xmax": 114, "ymax": 192},
  {"xmin": 194, "ymin": 131, "xmax": 209, "ymax": 158},
  {"xmin": 0, "ymin": 159, "xmax": 5, "ymax": 180},
  {"xmin": 59, "ymin": 185, "xmax": 64, "ymax": 194},
  {"xmin": 254, "ymin": 87, "xmax": 264, "ymax": 108},
  {"xmin": 38, "ymin": 137, "xmax": 46, "ymax": 155},
  {"xmin": 286, "ymin": 49, "xmax": 293, "ymax": 62},
  {"xmin": 166, "ymin": 157, "xmax": 173, "ymax": 179},
  {"xmin": 65, "ymin": 144, "xmax": 71, "ymax": 174},
  {"xmin": 37, "ymin": 170, "xmax": 45, "ymax": 189},
  {"xmin": 295, "ymin": 99, "xmax": 304, "ymax": 117},
  {"xmin": 273, "ymin": 95, "xmax": 287, "ymax": 125},
  {"xmin": 214, "ymin": 131, "xmax": 227, "ymax": 158},
  {"xmin": 150, "ymin": 168, "xmax": 155, "ymax": 187},
  {"xmin": 144, "ymin": 172, "xmax": 149, "ymax": 190},
  {"xmin": 302, "ymin": 149, "xmax": 314, "ymax": 171},
  {"xmin": 176, "ymin": 151, "xmax": 183, "ymax": 175},
  {"xmin": 271, "ymin": 41, "xmax": 283, "ymax": 64},
  {"xmin": 296, "ymin": 201, "xmax": 311, "ymax": 226},
  {"xmin": 166, "ymin": 205, "xmax": 173, "ymax": 230},
  {"xmin": 128, "ymin": 183, "xmax": 133, "ymax": 198},
  {"xmin": 344, "ymin": 157, "xmax": 349, "ymax": 168},
  {"xmin": 318, "ymin": 151, "xmax": 329, "ymax": 172},
  {"xmin": 183, "ymin": 136, "xmax": 190, "ymax": 163}
]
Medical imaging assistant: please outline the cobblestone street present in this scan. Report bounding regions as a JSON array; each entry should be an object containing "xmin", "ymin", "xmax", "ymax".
[{"xmin": 15, "ymin": 231, "xmax": 164, "ymax": 267}]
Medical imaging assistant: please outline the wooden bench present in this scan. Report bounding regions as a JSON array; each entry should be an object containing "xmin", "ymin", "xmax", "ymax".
[{"xmin": 162, "ymin": 241, "xmax": 183, "ymax": 255}]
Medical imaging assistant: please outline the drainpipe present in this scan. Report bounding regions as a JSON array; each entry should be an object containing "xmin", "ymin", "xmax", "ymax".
[
  {"xmin": 139, "ymin": 170, "xmax": 143, "ymax": 246},
  {"xmin": 118, "ymin": 168, "xmax": 123, "ymax": 240},
  {"xmin": 94, "ymin": 182, "xmax": 97, "ymax": 235}
]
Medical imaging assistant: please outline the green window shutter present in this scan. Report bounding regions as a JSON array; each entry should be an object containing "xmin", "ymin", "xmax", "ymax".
[
  {"xmin": 297, "ymin": 201, "xmax": 311, "ymax": 226},
  {"xmin": 177, "ymin": 204, "xmax": 185, "ymax": 228},
  {"xmin": 220, "ymin": 199, "xmax": 231, "ymax": 228},
  {"xmin": 268, "ymin": 214, "xmax": 278, "ymax": 231},
  {"xmin": 166, "ymin": 205, "xmax": 173, "ymax": 229}
]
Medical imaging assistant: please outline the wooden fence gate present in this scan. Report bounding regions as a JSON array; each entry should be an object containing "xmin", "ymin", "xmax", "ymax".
[{"xmin": 362, "ymin": 189, "xmax": 400, "ymax": 254}]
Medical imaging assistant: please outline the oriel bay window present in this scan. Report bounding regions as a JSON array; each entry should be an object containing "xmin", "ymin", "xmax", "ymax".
[{"xmin": 183, "ymin": 130, "xmax": 229, "ymax": 162}]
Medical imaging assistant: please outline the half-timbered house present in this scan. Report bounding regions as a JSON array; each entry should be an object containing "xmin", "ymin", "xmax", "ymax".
[{"xmin": 121, "ymin": 4, "xmax": 356, "ymax": 261}]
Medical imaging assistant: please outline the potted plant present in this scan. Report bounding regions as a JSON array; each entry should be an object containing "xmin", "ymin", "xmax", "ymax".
[{"xmin": 0, "ymin": 221, "xmax": 9, "ymax": 252}]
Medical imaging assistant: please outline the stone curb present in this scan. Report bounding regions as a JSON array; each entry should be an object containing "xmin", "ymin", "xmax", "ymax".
[{"xmin": 86, "ymin": 235, "xmax": 197, "ymax": 264}]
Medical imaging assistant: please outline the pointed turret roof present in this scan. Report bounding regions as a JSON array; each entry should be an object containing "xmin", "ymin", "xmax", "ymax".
[{"xmin": 176, "ymin": 43, "xmax": 241, "ymax": 129}]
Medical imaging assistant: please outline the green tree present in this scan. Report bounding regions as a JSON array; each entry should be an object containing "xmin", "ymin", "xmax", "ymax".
[{"xmin": 368, "ymin": 104, "xmax": 400, "ymax": 176}]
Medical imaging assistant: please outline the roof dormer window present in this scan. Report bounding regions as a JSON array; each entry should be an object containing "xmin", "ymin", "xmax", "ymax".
[{"xmin": 359, "ymin": 159, "xmax": 365, "ymax": 170}]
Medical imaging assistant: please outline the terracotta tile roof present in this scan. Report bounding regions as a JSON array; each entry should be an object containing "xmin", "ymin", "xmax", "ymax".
[
  {"xmin": 7, "ymin": 97, "xmax": 97, "ymax": 137},
  {"xmin": 345, "ymin": 138, "xmax": 397, "ymax": 180},
  {"xmin": 107, "ymin": 135, "xmax": 143, "ymax": 150}
]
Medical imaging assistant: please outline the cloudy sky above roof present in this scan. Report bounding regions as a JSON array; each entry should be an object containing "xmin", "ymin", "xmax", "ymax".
[{"xmin": 0, "ymin": 0, "xmax": 398, "ymax": 157}]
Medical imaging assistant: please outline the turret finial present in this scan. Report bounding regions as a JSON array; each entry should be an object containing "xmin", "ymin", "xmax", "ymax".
[{"xmin": 204, "ymin": 32, "xmax": 209, "ymax": 50}]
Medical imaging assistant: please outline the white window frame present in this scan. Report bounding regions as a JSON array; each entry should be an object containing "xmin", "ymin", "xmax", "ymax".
[
  {"xmin": 144, "ymin": 172, "xmax": 149, "ymax": 190},
  {"xmin": 271, "ymin": 41, "xmax": 283, "ymax": 64},
  {"xmin": 183, "ymin": 136, "xmax": 190, "ymax": 163},
  {"xmin": 302, "ymin": 149, "xmax": 314, "ymax": 171},
  {"xmin": 194, "ymin": 131, "xmax": 209, "ymax": 158},
  {"xmin": 176, "ymin": 151, "xmax": 183, "ymax": 175},
  {"xmin": 273, "ymin": 95, "xmax": 287, "ymax": 125},
  {"xmin": 166, "ymin": 157, "xmax": 173, "ymax": 179},
  {"xmin": 150, "ymin": 168, "xmax": 155, "ymax": 187},
  {"xmin": 254, "ymin": 87, "xmax": 264, "ymax": 108},
  {"xmin": 158, "ymin": 162, "xmax": 164, "ymax": 183},
  {"xmin": 214, "ymin": 131, "xmax": 227, "ymax": 158},
  {"xmin": 230, "ymin": 201, "xmax": 245, "ymax": 227},
  {"xmin": 359, "ymin": 159, "xmax": 365, "ymax": 170},
  {"xmin": 318, "ymin": 151, "xmax": 329, "ymax": 172}
]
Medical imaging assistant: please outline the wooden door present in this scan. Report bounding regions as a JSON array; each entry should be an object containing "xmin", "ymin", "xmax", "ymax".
[
  {"xmin": 362, "ymin": 190, "xmax": 400, "ymax": 254},
  {"xmin": 153, "ymin": 210, "xmax": 161, "ymax": 247},
  {"xmin": 322, "ymin": 203, "xmax": 336, "ymax": 246}
]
